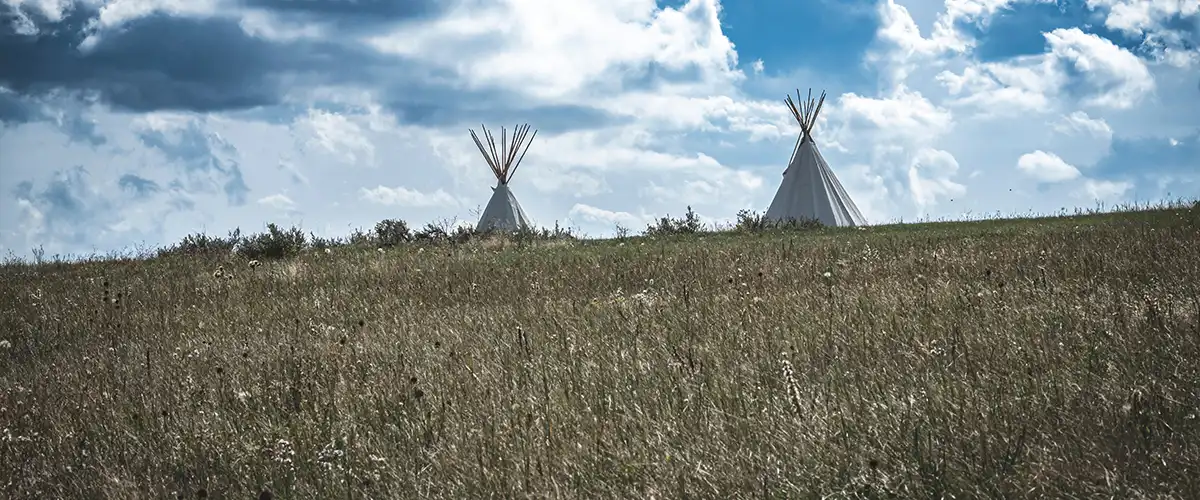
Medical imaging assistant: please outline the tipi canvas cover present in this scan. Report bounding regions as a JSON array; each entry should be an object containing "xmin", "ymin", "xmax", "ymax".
[
  {"xmin": 477, "ymin": 182, "xmax": 531, "ymax": 232},
  {"xmin": 470, "ymin": 123, "xmax": 537, "ymax": 232},
  {"xmin": 764, "ymin": 89, "xmax": 867, "ymax": 227}
]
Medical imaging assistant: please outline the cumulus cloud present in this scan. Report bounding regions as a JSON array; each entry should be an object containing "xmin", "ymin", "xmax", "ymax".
[
  {"xmin": 295, "ymin": 109, "xmax": 375, "ymax": 166},
  {"xmin": 1, "ymin": 0, "xmax": 1196, "ymax": 259},
  {"xmin": 1053, "ymin": 111, "xmax": 1113, "ymax": 140},
  {"xmin": 936, "ymin": 28, "xmax": 1155, "ymax": 114},
  {"xmin": 366, "ymin": 0, "xmax": 743, "ymax": 100},
  {"xmin": 257, "ymin": 193, "xmax": 296, "ymax": 211},
  {"xmin": 133, "ymin": 114, "xmax": 250, "ymax": 205},
  {"xmin": 1077, "ymin": 178, "xmax": 1133, "ymax": 201},
  {"xmin": 1044, "ymin": 28, "xmax": 1156, "ymax": 109},
  {"xmin": 907, "ymin": 148, "xmax": 966, "ymax": 206},
  {"xmin": 836, "ymin": 86, "xmax": 954, "ymax": 145},
  {"xmin": 568, "ymin": 204, "xmax": 646, "ymax": 230},
  {"xmin": 1017, "ymin": 150, "xmax": 1082, "ymax": 182},
  {"xmin": 360, "ymin": 186, "xmax": 459, "ymax": 208},
  {"xmin": 7, "ymin": 165, "xmax": 117, "ymax": 251},
  {"xmin": 1086, "ymin": 0, "xmax": 1200, "ymax": 67}
]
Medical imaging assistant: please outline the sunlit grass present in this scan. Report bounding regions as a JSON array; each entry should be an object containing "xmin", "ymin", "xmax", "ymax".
[{"xmin": 2, "ymin": 204, "xmax": 1199, "ymax": 498}]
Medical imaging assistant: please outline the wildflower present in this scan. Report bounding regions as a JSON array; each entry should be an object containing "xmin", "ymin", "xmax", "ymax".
[
  {"xmin": 377, "ymin": 248, "xmax": 384, "ymax": 253},
  {"xmin": 822, "ymin": 271, "xmax": 832, "ymax": 279},
  {"xmin": 0, "ymin": 340, "xmax": 10, "ymax": 349},
  {"xmin": 324, "ymin": 248, "xmax": 332, "ymax": 255},
  {"xmin": 248, "ymin": 259, "xmax": 261, "ymax": 268}
]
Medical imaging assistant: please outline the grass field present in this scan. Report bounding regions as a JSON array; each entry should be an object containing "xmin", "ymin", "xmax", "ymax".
[{"xmin": 2, "ymin": 205, "xmax": 1199, "ymax": 498}]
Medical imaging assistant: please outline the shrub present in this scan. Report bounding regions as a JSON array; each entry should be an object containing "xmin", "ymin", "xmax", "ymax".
[
  {"xmin": 237, "ymin": 223, "xmax": 307, "ymax": 260},
  {"xmin": 347, "ymin": 228, "xmax": 373, "ymax": 247},
  {"xmin": 734, "ymin": 209, "xmax": 825, "ymax": 232},
  {"xmin": 512, "ymin": 221, "xmax": 576, "ymax": 242},
  {"xmin": 157, "ymin": 228, "xmax": 242, "ymax": 257},
  {"xmin": 643, "ymin": 206, "xmax": 704, "ymax": 236},
  {"xmin": 373, "ymin": 219, "xmax": 412, "ymax": 247},
  {"xmin": 413, "ymin": 222, "xmax": 450, "ymax": 244},
  {"xmin": 308, "ymin": 233, "xmax": 347, "ymax": 251}
]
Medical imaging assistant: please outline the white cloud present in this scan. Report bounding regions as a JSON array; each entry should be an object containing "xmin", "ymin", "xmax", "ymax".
[
  {"xmin": 1017, "ymin": 150, "xmax": 1082, "ymax": 183},
  {"xmin": 836, "ymin": 86, "xmax": 954, "ymax": 145},
  {"xmin": 367, "ymin": 0, "xmax": 743, "ymax": 100},
  {"xmin": 935, "ymin": 28, "xmax": 1154, "ymax": 115},
  {"xmin": 257, "ymin": 193, "xmax": 296, "ymax": 211},
  {"xmin": 1053, "ymin": 111, "xmax": 1114, "ymax": 141},
  {"xmin": 568, "ymin": 203, "xmax": 645, "ymax": 229},
  {"xmin": 907, "ymin": 148, "xmax": 966, "ymax": 206},
  {"xmin": 10, "ymin": 198, "xmax": 46, "ymax": 247},
  {"xmin": 79, "ymin": 0, "xmax": 225, "ymax": 50},
  {"xmin": 3, "ymin": 0, "xmax": 1197, "ymax": 259},
  {"xmin": 936, "ymin": 56, "xmax": 1062, "ymax": 116},
  {"xmin": 360, "ymin": 186, "xmax": 459, "ymax": 208},
  {"xmin": 1077, "ymin": 179, "xmax": 1133, "ymax": 201},
  {"xmin": 1044, "ymin": 28, "xmax": 1155, "ymax": 109},
  {"xmin": 1086, "ymin": 0, "xmax": 1200, "ymax": 67},
  {"xmin": 295, "ymin": 109, "xmax": 375, "ymax": 166}
]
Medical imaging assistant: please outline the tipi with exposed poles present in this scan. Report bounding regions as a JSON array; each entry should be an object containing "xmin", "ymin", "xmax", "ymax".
[
  {"xmin": 764, "ymin": 89, "xmax": 867, "ymax": 227},
  {"xmin": 470, "ymin": 123, "xmax": 537, "ymax": 232}
]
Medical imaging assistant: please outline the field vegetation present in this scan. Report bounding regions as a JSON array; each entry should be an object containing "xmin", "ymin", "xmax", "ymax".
[{"xmin": 2, "ymin": 202, "xmax": 1199, "ymax": 498}]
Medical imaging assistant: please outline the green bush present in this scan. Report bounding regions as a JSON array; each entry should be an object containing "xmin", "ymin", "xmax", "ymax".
[
  {"xmin": 373, "ymin": 219, "xmax": 412, "ymax": 247},
  {"xmin": 733, "ymin": 209, "xmax": 825, "ymax": 232},
  {"xmin": 156, "ymin": 228, "xmax": 242, "ymax": 257},
  {"xmin": 643, "ymin": 206, "xmax": 704, "ymax": 236},
  {"xmin": 237, "ymin": 223, "xmax": 307, "ymax": 260}
]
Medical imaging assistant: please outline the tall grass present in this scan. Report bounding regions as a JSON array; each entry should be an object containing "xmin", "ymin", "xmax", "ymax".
[{"xmin": 2, "ymin": 205, "xmax": 1198, "ymax": 498}]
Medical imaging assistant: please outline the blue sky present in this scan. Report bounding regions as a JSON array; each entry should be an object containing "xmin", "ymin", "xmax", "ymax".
[{"xmin": 1, "ymin": 0, "xmax": 1197, "ymax": 259}]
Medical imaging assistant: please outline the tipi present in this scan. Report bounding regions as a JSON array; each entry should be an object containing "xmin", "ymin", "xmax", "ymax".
[
  {"xmin": 469, "ymin": 123, "xmax": 537, "ymax": 232},
  {"xmin": 764, "ymin": 89, "xmax": 867, "ymax": 227}
]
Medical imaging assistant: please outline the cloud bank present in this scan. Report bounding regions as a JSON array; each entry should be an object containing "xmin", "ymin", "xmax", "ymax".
[{"xmin": 1, "ymin": 0, "xmax": 1197, "ymax": 258}]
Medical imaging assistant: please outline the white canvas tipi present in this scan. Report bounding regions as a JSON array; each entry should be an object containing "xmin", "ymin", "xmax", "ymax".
[
  {"xmin": 469, "ymin": 123, "xmax": 537, "ymax": 232},
  {"xmin": 764, "ymin": 89, "xmax": 867, "ymax": 227}
]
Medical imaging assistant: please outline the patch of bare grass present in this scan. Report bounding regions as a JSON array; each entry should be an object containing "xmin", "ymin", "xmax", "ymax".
[{"xmin": 1, "ymin": 207, "xmax": 1198, "ymax": 498}]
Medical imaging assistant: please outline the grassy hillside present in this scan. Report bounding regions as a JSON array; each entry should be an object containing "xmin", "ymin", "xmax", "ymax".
[{"xmin": 2, "ymin": 205, "xmax": 1199, "ymax": 498}]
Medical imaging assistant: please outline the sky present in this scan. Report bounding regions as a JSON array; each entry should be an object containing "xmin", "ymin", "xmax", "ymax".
[{"xmin": 1, "ymin": 0, "xmax": 1197, "ymax": 259}]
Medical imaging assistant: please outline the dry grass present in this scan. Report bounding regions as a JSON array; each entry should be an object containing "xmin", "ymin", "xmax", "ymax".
[{"xmin": 2, "ymin": 207, "xmax": 1200, "ymax": 498}]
